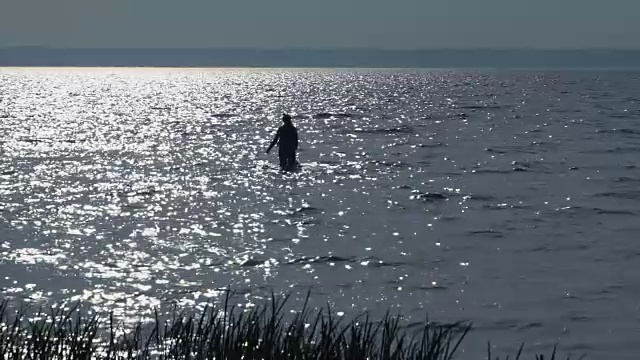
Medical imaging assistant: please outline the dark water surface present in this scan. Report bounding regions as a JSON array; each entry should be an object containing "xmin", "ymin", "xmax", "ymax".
[{"xmin": 1, "ymin": 68, "xmax": 639, "ymax": 359}]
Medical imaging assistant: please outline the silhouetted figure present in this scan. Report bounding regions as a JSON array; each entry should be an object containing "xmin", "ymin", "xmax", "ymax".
[{"xmin": 266, "ymin": 114, "xmax": 299, "ymax": 171}]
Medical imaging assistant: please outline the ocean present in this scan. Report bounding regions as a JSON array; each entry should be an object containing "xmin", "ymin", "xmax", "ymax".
[{"xmin": 1, "ymin": 67, "xmax": 639, "ymax": 359}]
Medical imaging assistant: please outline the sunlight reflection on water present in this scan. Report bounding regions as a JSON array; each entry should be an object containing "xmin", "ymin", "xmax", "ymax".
[{"xmin": 2, "ymin": 68, "xmax": 640, "ymax": 359}]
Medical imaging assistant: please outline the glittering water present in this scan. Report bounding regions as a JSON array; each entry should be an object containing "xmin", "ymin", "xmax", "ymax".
[{"xmin": 1, "ymin": 67, "xmax": 640, "ymax": 359}]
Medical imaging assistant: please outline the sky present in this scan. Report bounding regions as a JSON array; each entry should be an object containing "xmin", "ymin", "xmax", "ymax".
[{"xmin": 1, "ymin": 0, "xmax": 639, "ymax": 49}]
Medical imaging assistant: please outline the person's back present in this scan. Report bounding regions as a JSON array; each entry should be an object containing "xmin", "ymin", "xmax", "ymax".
[
  {"xmin": 266, "ymin": 114, "xmax": 299, "ymax": 171},
  {"xmin": 278, "ymin": 122, "xmax": 298, "ymax": 151}
]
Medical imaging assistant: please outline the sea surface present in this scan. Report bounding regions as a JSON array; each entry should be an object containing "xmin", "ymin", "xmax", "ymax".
[{"xmin": 1, "ymin": 67, "xmax": 639, "ymax": 359}]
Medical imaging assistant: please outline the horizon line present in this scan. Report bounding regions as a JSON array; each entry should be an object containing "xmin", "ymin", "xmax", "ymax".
[{"xmin": 3, "ymin": 46, "xmax": 640, "ymax": 51}]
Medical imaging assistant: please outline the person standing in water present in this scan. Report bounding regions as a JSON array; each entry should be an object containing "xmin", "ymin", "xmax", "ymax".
[{"xmin": 266, "ymin": 114, "xmax": 299, "ymax": 171}]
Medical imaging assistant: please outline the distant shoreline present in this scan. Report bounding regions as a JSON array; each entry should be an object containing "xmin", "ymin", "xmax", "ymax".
[{"xmin": 2, "ymin": 48, "xmax": 640, "ymax": 69}]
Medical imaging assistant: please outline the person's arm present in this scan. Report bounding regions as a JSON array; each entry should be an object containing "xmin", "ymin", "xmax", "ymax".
[
  {"xmin": 294, "ymin": 129, "xmax": 299, "ymax": 150},
  {"xmin": 266, "ymin": 128, "xmax": 280, "ymax": 154}
]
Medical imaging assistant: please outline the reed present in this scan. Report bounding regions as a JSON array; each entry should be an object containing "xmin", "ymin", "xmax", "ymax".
[{"xmin": 0, "ymin": 292, "xmax": 580, "ymax": 360}]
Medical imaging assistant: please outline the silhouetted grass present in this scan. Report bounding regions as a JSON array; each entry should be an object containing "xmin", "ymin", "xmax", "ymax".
[{"xmin": 0, "ymin": 292, "xmax": 582, "ymax": 359}]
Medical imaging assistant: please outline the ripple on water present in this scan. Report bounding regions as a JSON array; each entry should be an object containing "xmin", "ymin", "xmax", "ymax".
[{"xmin": 1, "ymin": 68, "xmax": 640, "ymax": 359}]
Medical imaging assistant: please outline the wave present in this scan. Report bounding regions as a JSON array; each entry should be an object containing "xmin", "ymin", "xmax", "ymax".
[
  {"xmin": 16, "ymin": 138, "xmax": 81, "ymax": 144},
  {"xmin": 554, "ymin": 206, "xmax": 636, "ymax": 216},
  {"xmin": 466, "ymin": 229, "xmax": 504, "ymax": 238},
  {"xmin": 615, "ymin": 176, "xmax": 640, "ymax": 183},
  {"xmin": 291, "ymin": 206, "xmax": 322, "ymax": 216},
  {"xmin": 409, "ymin": 191, "xmax": 449, "ymax": 201},
  {"xmin": 412, "ymin": 142, "xmax": 445, "ymax": 148},
  {"xmin": 459, "ymin": 104, "xmax": 503, "ymax": 110},
  {"xmin": 594, "ymin": 190, "xmax": 640, "ymax": 199},
  {"xmin": 287, "ymin": 255, "xmax": 355, "ymax": 265},
  {"xmin": 370, "ymin": 160, "xmax": 411, "ymax": 168},
  {"xmin": 471, "ymin": 168, "xmax": 521, "ymax": 174},
  {"xmin": 313, "ymin": 112, "xmax": 354, "ymax": 119},
  {"xmin": 354, "ymin": 125, "xmax": 415, "ymax": 134},
  {"xmin": 593, "ymin": 208, "xmax": 636, "ymax": 215},
  {"xmin": 210, "ymin": 113, "xmax": 237, "ymax": 118}
]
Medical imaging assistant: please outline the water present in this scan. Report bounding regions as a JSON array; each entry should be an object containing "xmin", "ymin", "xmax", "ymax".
[{"xmin": 1, "ymin": 67, "xmax": 639, "ymax": 359}]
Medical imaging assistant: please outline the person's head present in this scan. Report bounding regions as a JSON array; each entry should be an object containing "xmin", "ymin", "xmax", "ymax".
[{"xmin": 282, "ymin": 114, "xmax": 292, "ymax": 125}]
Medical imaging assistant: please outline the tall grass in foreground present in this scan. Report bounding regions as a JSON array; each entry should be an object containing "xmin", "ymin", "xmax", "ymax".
[{"xmin": 0, "ymin": 292, "xmax": 580, "ymax": 360}]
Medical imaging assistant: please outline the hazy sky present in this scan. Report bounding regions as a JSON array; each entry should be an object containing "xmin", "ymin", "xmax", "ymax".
[{"xmin": 1, "ymin": 0, "xmax": 639, "ymax": 49}]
